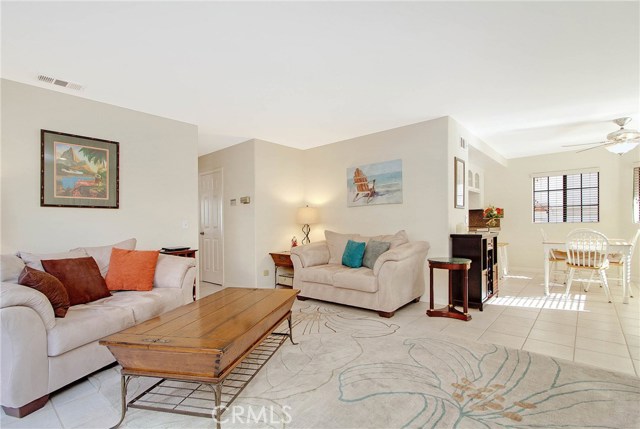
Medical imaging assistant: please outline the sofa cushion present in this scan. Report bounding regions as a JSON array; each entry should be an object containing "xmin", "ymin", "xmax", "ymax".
[
  {"xmin": 96, "ymin": 288, "xmax": 184, "ymax": 323},
  {"xmin": 18, "ymin": 266, "xmax": 70, "ymax": 318},
  {"xmin": 47, "ymin": 303, "xmax": 134, "ymax": 357},
  {"xmin": 368, "ymin": 230, "xmax": 409, "ymax": 249},
  {"xmin": 363, "ymin": 240, "xmax": 391, "ymax": 269},
  {"xmin": 41, "ymin": 257, "xmax": 111, "ymax": 305},
  {"xmin": 325, "ymin": 231, "xmax": 361, "ymax": 264},
  {"xmin": 18, "ymin": 249, "xmax": 89, "ymax": 272},
  {"xmin": 105, "ymin": 249, "xmax": 159, "ymax": 291},
  {"xmin": 342, "ymin": 240, "xmax": 366, "ymax": 268},
  {"xmin": 154, "ymin": 253, "xmax": 197, "ymax": 288},
  {"xmin": 299, "ymin": 264, "xmax": 351, "ymax": 285},
  {"xmin": 1, "ymin": 254, "xmax": 26, "ymax": 282},
  {"xmin": 70, "ymin": 238, "xmax": 137, "ymax": 277},
  {"xmin": 333, "ymin": 267, "xmax": 378, "ymax": 293}
]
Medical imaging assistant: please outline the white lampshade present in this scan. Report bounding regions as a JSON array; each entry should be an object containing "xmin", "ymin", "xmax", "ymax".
[
  {"xmin": 605, "ymin": 140, "xmax": 640, "ymax": 155},
  {"xmin": 296, "ymin": 206, "xmax": 318, "ymax": 224}
]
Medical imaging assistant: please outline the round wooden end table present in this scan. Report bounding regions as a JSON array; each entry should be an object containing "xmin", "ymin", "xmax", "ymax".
[{"xmin": 426, "ymin": 257, "xmax": 472, "ymax": 321}]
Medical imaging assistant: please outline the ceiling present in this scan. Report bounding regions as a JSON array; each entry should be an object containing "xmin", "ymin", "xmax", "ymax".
[{"xmin": 2, "ymin": 1, "xmax": 638, "ymax": 159}]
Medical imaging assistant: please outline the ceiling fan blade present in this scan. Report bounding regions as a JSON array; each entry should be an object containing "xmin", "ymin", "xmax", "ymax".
[
  {"xmin": 575, "ymin": 143, "xmax": 609, "ymax": 153},
  {"xmin": 561, "ymin": 141, "xmax": 606, "ymax": 148}
]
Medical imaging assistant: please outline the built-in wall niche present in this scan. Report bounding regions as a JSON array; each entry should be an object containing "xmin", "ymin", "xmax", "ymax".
[
  {"xmin": 467, "ymin": 168, "xmax": 481, "ymax": 193},
  {"xmin": 467, "ymin": 166, "xmax": 482, "ymax": 209}
]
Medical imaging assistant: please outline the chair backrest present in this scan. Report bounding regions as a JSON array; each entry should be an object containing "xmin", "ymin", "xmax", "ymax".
[{"xmin": 565, "ymin": 229, "xmax": 609, "ymax": 269}]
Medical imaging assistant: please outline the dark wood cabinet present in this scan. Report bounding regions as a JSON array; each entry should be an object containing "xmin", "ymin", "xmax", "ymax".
[{"xmin": 450, "ymin": 233, "xmax": 499, "ymax": 310}]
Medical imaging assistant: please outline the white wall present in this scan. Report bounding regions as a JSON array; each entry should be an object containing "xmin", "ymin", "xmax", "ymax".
[
  {"xmin": 254, "ymin": 140, "xmax": 305, "ymax": 288},
  {"xmin": 1, "ymin": 79, "xmax": 199, "ymax": 253},
  {"xmin": 484, "ymin": 147, "xmax": 639, "ymax": 278},
  {"xmin": 198, "ymin": 140, "xmax": 256, "ymax": 288}
]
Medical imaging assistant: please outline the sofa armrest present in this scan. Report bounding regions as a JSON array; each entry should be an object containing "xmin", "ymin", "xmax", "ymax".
[
  {"xmin": 1, "ymin": 306, "xmax": 50, "ymax": 409},
  {"xmin": 373, "ymin": 241, "xmax": 430, "ymax": 275},
  {"xmin": 0, "ymin": 282, "xmax": 56, "ymax": 330},
  {"xmin": 154, "ymin": 254, "xmax": 196, "ymax": 289},
  {"xmin": 291, "ymin": 241, "xmax": 330, "ymax": 268}
]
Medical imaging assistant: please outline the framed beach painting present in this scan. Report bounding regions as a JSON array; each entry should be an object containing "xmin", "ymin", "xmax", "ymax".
[
  {"xmin": 347, "ymin": 159, "xmax": 403, "ymax": 207},
  {"xmin": 41, "ymin": 130, "xmax": 119, "ymax": 208}
]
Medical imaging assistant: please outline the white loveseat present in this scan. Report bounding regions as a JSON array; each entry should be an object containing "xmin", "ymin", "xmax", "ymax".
[
  {"xmin": 0, "ymin": 248, "xmax": 196, "ymax": 417},
  {"xmin": 291, "ymin": 231, "xmax": 429, "ymax": 317}
]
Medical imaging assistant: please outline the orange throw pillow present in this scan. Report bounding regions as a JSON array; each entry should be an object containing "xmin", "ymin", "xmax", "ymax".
[{"xmin": 105, "ymin": 248, "xmax": 159, "ymax": 291}]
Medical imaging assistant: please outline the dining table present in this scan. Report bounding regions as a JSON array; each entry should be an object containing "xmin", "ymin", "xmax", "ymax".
[{"xmin": 543, "ymin": 238, "xmax": 633, "ymax": 303}]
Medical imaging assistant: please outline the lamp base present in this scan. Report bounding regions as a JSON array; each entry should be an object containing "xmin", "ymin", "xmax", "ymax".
[{"xmin": 301, "ymin": 224, "xmax": 311, "ymax": 244}]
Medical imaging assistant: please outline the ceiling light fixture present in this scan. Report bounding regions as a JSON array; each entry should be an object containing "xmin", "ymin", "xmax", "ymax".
[{"xmin": 605, "ymin": 140, "xmax": 640, "ymax": 155}]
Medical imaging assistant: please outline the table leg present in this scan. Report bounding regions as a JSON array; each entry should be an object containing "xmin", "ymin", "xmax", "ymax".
[
  {"xmin": 211, "ymin": 382, "xmax": 223, "ymax": 429},
  {"xmin": 463, "ymin": 267, "xmax": 469, "ymax": 316},
  {"xmin": 429, "ymin": 266, "xmax": 434, "ymax": 311},
  {"xmin": 544, "ymin": 247, "xmax": 550, "ymax": 296},
  {"xmin": 448, "ymin": 271, "xmax": 453, "ymax": 309},
  {"xmin": 287, "ymin": 315, "xmax": 297, "ymax": 345},
  {"xmin": 110, "ymin": 374, "xmax": 132, "ymax": 429}
]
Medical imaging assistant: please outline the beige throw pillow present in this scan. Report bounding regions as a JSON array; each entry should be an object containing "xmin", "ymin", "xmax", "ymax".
[
  {"xmin": 70, "ymin": 238, "xmax": 137, "ymax": 277},
  {"xmin": 325, "ymin": 230, "xmax": 361, "ymax": 264},
  {"xmin": 18, "ymin": 249, "xmax": 89, "ymax": 272},
  {"xmin": 369, "ymin": 230, "xmax": 409, "ymax": 249}
]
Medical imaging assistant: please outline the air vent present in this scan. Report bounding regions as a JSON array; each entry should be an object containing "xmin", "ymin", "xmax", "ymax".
[{"xmin": 37, "ymin": 74, "xmax": 84, "ymax": 91}]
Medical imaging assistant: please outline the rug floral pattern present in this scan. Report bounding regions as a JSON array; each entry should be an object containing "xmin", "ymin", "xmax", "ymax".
[{"xmin": 236, "ymin": 303, "xmax": 640, "ymax": 429}]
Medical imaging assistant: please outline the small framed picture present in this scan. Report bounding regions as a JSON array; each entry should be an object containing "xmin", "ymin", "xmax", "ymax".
[
  {"xmin": 454, "ymin": 157, "xmax": 465, "ymax": 209},
  {"xmin": 41, "ymin": 130, "xmax": 119, "ymax": 208}
]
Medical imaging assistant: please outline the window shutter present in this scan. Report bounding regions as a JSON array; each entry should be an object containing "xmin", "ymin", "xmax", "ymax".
[{"xmin": 634, "ymin": 167, "xmax": 640, "ymax": 223}]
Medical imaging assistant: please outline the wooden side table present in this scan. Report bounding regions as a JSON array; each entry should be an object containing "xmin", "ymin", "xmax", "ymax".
[
  {"xmin": 426, "ymin": 257, "xmax": 472, "ymax": 321},
  {"xmin": 160, "ymin": 248, "xmax": 198, "ymax": 300},
  {"xmin": 269, "ymin": 251, "xmax": 293, "ymax": 288}
]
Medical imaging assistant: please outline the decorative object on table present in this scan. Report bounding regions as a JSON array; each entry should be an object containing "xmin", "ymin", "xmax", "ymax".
[
  {"xmin": 41, "ymin": 130, "xmax": 119, "ymax": 208},
  {"xmin": 483, "ymin": 205, "xmax": 504, "ymax": 227},
  {"xmin": 347, "ymin": 159, "xmax": 403, "ymax": 207},
  {"xmin": 454, "ymin": 157, "xmax": 465, "ymax": 209},
  {"xmin": 291, "ymin": 236, "xmax": 298, "ymax": 247},
  {"xmin": 296, "ymin": 205, "xmax": 318, "ymax": 244}
]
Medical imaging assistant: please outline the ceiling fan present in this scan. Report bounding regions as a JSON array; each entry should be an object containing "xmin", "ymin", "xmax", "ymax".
[{"xmin": 562, "ymin": 117, "xmax": 640, "ymax": 154}]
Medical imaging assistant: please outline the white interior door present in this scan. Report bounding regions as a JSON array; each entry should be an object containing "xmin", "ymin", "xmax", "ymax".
[{"xmin": 199, "ymin": 170, "xmax": 223, "ymax": 284}]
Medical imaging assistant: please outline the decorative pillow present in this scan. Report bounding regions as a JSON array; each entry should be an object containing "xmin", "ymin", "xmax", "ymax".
[
  {"xmin": 18, "ymin": 249, "xmax": 89, "ymax": 272},
  {"xmin": 369, "ymin": 230, "xmax": 409, "ymax": 249},
  {"xmin": 1, "ymin": 254, "xmax": 26, "ymax": 282},
  {"xmin": 18, "ymin": 266, "xmax": 70, "ymax": 317},
  {"xmin": 70, "ymin": 238, "xmax": 137, "ymax": 277},
  {"xmin": 41, "ymin": 257, "xmax": 111, "ymax": 306},
  {"xmin": 325, "ymin": 230, "xmax": 361, "ymax": 264},
  {"xmin": 363, "ymin": 240, "xmax": 391, "ymax": 269},
  {"xmin": 342, "ymin": 240, "xmax": 366, "ymax": 268},
  {"xmin": 105, "ymin": 248, "xmax": 160, "ymax": 291}
]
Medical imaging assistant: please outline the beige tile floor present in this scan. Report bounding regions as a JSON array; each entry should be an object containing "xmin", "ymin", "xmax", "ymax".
[{"xmin": 2, "ymin": 271, "xmax": 638, "ymax": 428}]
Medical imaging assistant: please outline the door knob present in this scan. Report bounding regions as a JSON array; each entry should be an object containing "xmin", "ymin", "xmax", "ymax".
[{"xmin": 200, "ymin": 232, "xmax": 204, "ymax": 235}]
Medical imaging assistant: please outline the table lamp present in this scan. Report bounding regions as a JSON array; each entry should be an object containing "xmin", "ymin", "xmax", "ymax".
[{"xmin": 296, "ymin": 205, "xmax": 318, "ymax": 244}]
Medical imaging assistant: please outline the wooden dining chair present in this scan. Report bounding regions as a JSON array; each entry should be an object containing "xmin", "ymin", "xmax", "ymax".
[
  {"xmin": 565, "ymin": 229, "xmax": 611, "ymax": 302},
  {"xmin": 540, "ymin": 228, "xmax": 567, "ymax": 284}
]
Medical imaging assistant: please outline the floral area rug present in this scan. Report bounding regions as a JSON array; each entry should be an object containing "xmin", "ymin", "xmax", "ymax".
[
  {"xmin": 115, "ymin": 303, "xmax": 640, "ymax": 428},
  {"xmin": 225, "ymin": 304, "xmax": 640, "ymax": 429}
]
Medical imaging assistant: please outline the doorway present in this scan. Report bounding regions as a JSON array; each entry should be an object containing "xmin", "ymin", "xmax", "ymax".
[{"xmin": 199, "ymin": 169, "xmax": 223, "ymax": 285}]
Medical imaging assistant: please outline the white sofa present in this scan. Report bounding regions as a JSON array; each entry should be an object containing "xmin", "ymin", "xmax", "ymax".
[
  {"xmin": 0, "ymin": 251, "xmax": 196, "ymax": 417},
  {"xmin": 291, "ymin": 231, "xmax": 429, "ymax": 317}
]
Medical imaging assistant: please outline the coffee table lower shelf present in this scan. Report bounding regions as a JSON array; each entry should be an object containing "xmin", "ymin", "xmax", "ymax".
[{"xmin": 124, "ymin": 333, "xmax": 287, "ymax": 419}]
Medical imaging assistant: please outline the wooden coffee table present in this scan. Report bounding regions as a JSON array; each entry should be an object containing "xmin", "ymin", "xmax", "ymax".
[{"xmin": 100, "ymin": 287, "xmax": 299, "ymax": 428}]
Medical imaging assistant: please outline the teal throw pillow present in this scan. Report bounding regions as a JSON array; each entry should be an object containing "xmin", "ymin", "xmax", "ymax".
[
  {"xmin": 342, "ymin": 239, "xmax": 366, "ymax": 268},
  {"xmin": 363, "ymin": 240, "xmax": 391, "ymax": 269}
]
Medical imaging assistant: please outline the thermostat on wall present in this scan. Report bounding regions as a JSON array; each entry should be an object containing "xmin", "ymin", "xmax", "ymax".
[{"xmin": 240, "ymin": 196, "xmax": 250, "ymax": 204}]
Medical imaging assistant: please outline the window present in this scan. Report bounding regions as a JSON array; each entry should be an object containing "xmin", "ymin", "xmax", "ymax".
[
  {"xmin": 634, "ymin": 167, "xmax": 640, "ymax": 223},
  {"xmin": 533, "ymin": 172, "xmax": 599, "ymax": 223}
]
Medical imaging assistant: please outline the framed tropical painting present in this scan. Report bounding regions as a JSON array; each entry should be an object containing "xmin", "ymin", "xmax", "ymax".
[{"xmin": 41, "ymin": 130, "xmax": 119, "ymax": 208}]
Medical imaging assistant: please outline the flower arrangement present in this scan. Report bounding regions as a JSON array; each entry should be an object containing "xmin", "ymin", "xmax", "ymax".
[{"xmin": 483, "ymin": 206, "xmax": 504, "ymax": 227}]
